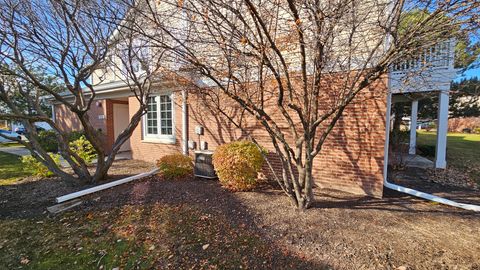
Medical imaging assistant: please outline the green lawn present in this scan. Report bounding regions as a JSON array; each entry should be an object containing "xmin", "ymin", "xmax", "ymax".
[
  {"xmin": 417, "ymin": 131, "xmax": 480, "ymax": 182},
  {"xmin": 0, "ymin": 151, "xmax": 31, "ymax": 185}
]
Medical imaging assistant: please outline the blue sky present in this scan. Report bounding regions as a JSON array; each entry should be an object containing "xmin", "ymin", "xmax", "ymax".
[{"xmin": 455, "ymin": 55, "xmax": 480, "ymax": 81}]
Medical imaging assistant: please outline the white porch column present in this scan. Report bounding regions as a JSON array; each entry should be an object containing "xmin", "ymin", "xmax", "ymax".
[
  {"xmin": 181, "ymin": 89, "xmax": 189, "ymax": 155},
  {"xmin": 435, "ymin": 91, "xmax": 449, "ymax": 169},
  {"xmin": 409, "ymin": 99, "xmax": 418, "ymax": 155}
]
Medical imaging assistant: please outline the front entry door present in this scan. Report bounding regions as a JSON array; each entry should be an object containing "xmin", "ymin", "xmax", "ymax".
[{"xmin": 113, "ymin": 103, "xmax": 131, "ymax": 152}]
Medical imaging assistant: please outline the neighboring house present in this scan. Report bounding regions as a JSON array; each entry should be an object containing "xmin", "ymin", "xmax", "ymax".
[{"xmin": 52, "ymin": 11, "xmax": 458, "ymax": 198}]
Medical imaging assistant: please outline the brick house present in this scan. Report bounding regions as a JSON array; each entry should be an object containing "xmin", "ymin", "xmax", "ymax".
[{"xmin": 52, "ymin": 15, "xmax": 458, "ymax": 198}]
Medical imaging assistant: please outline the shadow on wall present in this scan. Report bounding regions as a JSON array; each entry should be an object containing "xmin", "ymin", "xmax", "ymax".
[
  {"xmin": 327, "ymin": 85, "xmax": 387, "ymax": 197},
  {"xmin": 188, "ymin": 89, "xmax": 277, "ymax": 149},
  {"xmin": 55, "ymin": 104, "xmax": 83, "ymax": 133},
  {"xmin": 187, "ymin": 79, "xmax": 388, "ymax": 198}
]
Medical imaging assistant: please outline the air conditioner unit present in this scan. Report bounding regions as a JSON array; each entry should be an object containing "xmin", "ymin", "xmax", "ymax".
[{"xmin": 194, "ymin": 150, "xmax": 217, "ymax": 179}]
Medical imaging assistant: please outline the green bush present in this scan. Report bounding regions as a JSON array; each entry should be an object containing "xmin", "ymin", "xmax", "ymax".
[
  {"xmin": 37, "ymin": 130, "xmax": 86, "ymax": 153},
  {"xmin": 69, "ymin": 135, "xmax": 97, "ymax": 164},
  {"xmin": 156, "ymin": 153, "xmax": 193, "ymax": 179},
  {"xmin": 212, "ymin": 140, "xmax": 265, "ymax": 191},
  {"xmin": 418, "ymin": 145, "xmax": 436, "ymax": 157},
  {"xmin": 21, "ymin": 154, "xmax": 61, "ymax": 177},
  {"xmin": 68, "ymin": 130, "xmax": 85, "ymax": 142},
  {"xmin": 37, "ymin": 130, "xmax": 59, "ymax": 152},
  {"xmin": 474, "ymin": 127, "xmax": 480, "ymax": 134}
]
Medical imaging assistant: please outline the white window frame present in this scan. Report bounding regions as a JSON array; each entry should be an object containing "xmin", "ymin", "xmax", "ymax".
[{"xmin": 142, "ymin": 92, "xmax": 175, "ymax": 144}]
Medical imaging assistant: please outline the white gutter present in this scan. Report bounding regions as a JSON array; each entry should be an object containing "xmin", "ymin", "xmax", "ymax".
[
  {"xmin": 51, "ymin": 104, "xmax": 56, "ymax": 123},
  {"xmin": 382, "ymin": 91, "xmax": 480, "ymax": 212},
  {"xmin": 56, "ymin": 168, "xmax": 159, "ymax": 203},
  {"xmin": 182, "ymin": 89, "xmax": 189, "ymax": 155}
]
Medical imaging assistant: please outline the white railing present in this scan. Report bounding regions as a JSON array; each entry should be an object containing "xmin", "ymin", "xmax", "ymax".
[
  {"xmin": 391, "ymin": 39, "xmax": 455, "ymax": 73},
  {"xmin": 389, "ymin": 39, "xmax": 458, "ymax": 93}
]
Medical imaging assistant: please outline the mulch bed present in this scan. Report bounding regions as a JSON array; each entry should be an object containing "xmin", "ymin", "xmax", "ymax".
[
  {"xmin": 391, "ymin": 166, "xmax": 480, "ymax": 205},
  {"xmin": 1, "ymin": 159, "xmax": 480, "ymax": 269},
  {"xmin": 0, "ymin": 159, "xmax": 154, "ymax": 218}
]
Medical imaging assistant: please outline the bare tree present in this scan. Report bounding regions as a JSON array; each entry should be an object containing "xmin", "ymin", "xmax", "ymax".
[
  {"xmin": 0, "ymin": 0, "xmax": 165, "ymax": 183},
  {"xmin": 119, "ymin": 0, "xmax": 479, "ymax": 209}
]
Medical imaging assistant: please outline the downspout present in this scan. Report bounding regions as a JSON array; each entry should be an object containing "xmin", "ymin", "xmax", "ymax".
[
  {"xmin": 382, "ymin": 89, "xmax": 480, "ymax": 212},
  {"xmin": 182, "ymin": 89, "xmax": 189, "ymax": 155},
  {"xmin": 51, "ymin": 104, "xmax": 56, "ymax": 124}
]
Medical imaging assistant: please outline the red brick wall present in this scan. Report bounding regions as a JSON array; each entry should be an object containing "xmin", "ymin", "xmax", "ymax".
[
  {"xmin": 128, "ymin": 78, "xmax": 388, "ymax": 197},
  {"xmin": 54, "ymin": 101, "xmax": 110, "ymax": 152}
]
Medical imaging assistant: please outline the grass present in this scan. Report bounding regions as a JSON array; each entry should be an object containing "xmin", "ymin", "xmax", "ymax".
[
  {"xmin": 417, "ymin": 131, "xmax": 480, "ymax": 182},
  {"xmin": 0, "ymin": 151, "xmax": 32, "ymax": 185},
  {"xmin": 0, "ymin": 204, "xmax": 302, "ymax": 269}
]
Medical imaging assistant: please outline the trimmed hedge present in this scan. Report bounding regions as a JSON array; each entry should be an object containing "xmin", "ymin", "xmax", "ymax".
[
  {"xmin": 156, "ymin": 153, "xmax": 193, "ymax": 179},
  {"xmin": 212, "ymin": 140, "xmax": 265, "ymax": 191}
]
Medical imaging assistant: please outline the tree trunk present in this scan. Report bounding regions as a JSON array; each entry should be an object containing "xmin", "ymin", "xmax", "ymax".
[{"xmin": 290, "ymin": 158, "xmax": 315, "ymax": 211}]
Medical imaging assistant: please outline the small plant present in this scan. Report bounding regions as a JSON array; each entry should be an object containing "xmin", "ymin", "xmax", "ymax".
[
  {"xmin": 156, "ymin": 153, "xmax": 193, "ymax": 179},
  {"xmin": 69, "ymin": 135, "xmax": 97, "ymax": 164},
  {"xmin": 212, "ymin": 140, "xmax": 265, "ymax": 191},
  {"xmin": 473, "ymin": 127, "xmax": 480, "ymax": 134},
  {"xmin": 21, "ymin": 154, "xmax": 61, "ymax": 177}
]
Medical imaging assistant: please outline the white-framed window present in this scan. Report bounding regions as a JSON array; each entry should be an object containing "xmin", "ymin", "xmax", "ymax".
[{"xmin": 143, "ymin": 93, "xmax": 175, "ymax": 143}]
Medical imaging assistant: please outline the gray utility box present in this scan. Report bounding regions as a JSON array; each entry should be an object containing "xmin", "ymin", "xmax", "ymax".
[{"xmin": 194, "ymin": 150, "xmax": 217, "ymax": 179}]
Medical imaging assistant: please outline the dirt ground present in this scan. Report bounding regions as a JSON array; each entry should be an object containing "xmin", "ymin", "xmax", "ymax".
[
  {"xmin": 1, "ymin": 160, "xmax": 480, "ymax": 269},
  {"xmin": 391, "ymin": 166, "xmax": 480, "ymax": 205}
]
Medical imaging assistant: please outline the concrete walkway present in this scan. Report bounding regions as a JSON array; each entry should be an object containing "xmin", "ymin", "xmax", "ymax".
[
  {"xmin": 0, "ymin": 146, "xmax": 132, "ymax": 167},
  {"xmin": 0, "ymin": 146, "xmax": 31, "ymax": 156},
  {"xmin": 403, "ymin": 154, "xmax": 434, "ymax": 169}
]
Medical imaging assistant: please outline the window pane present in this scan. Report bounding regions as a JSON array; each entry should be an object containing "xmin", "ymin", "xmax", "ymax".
[
  {"xmin": 159, "ymin": 94, "xmax": 173, "ymax": 135},
  {"xmin": 146, "ymin": 96, "xmax": 158, "ymax": 135}
]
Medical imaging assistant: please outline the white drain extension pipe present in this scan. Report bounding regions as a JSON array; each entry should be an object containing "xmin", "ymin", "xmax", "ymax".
[
  {"xmin": 56, "ymin": 168, "xmax": 159, "ymax": 203},
  {"xmin": 383, "ymin": 92, "xmax": 480, "ymax": 212},
  {"xmin": 383, "ymin": 180, "xmax": 480, "ymax": 212}
]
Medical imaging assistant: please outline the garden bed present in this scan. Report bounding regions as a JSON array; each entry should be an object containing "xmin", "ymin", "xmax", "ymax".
[{"xmin": 0, "ymin": 159, "xmax": 153, "ymax": 218}]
